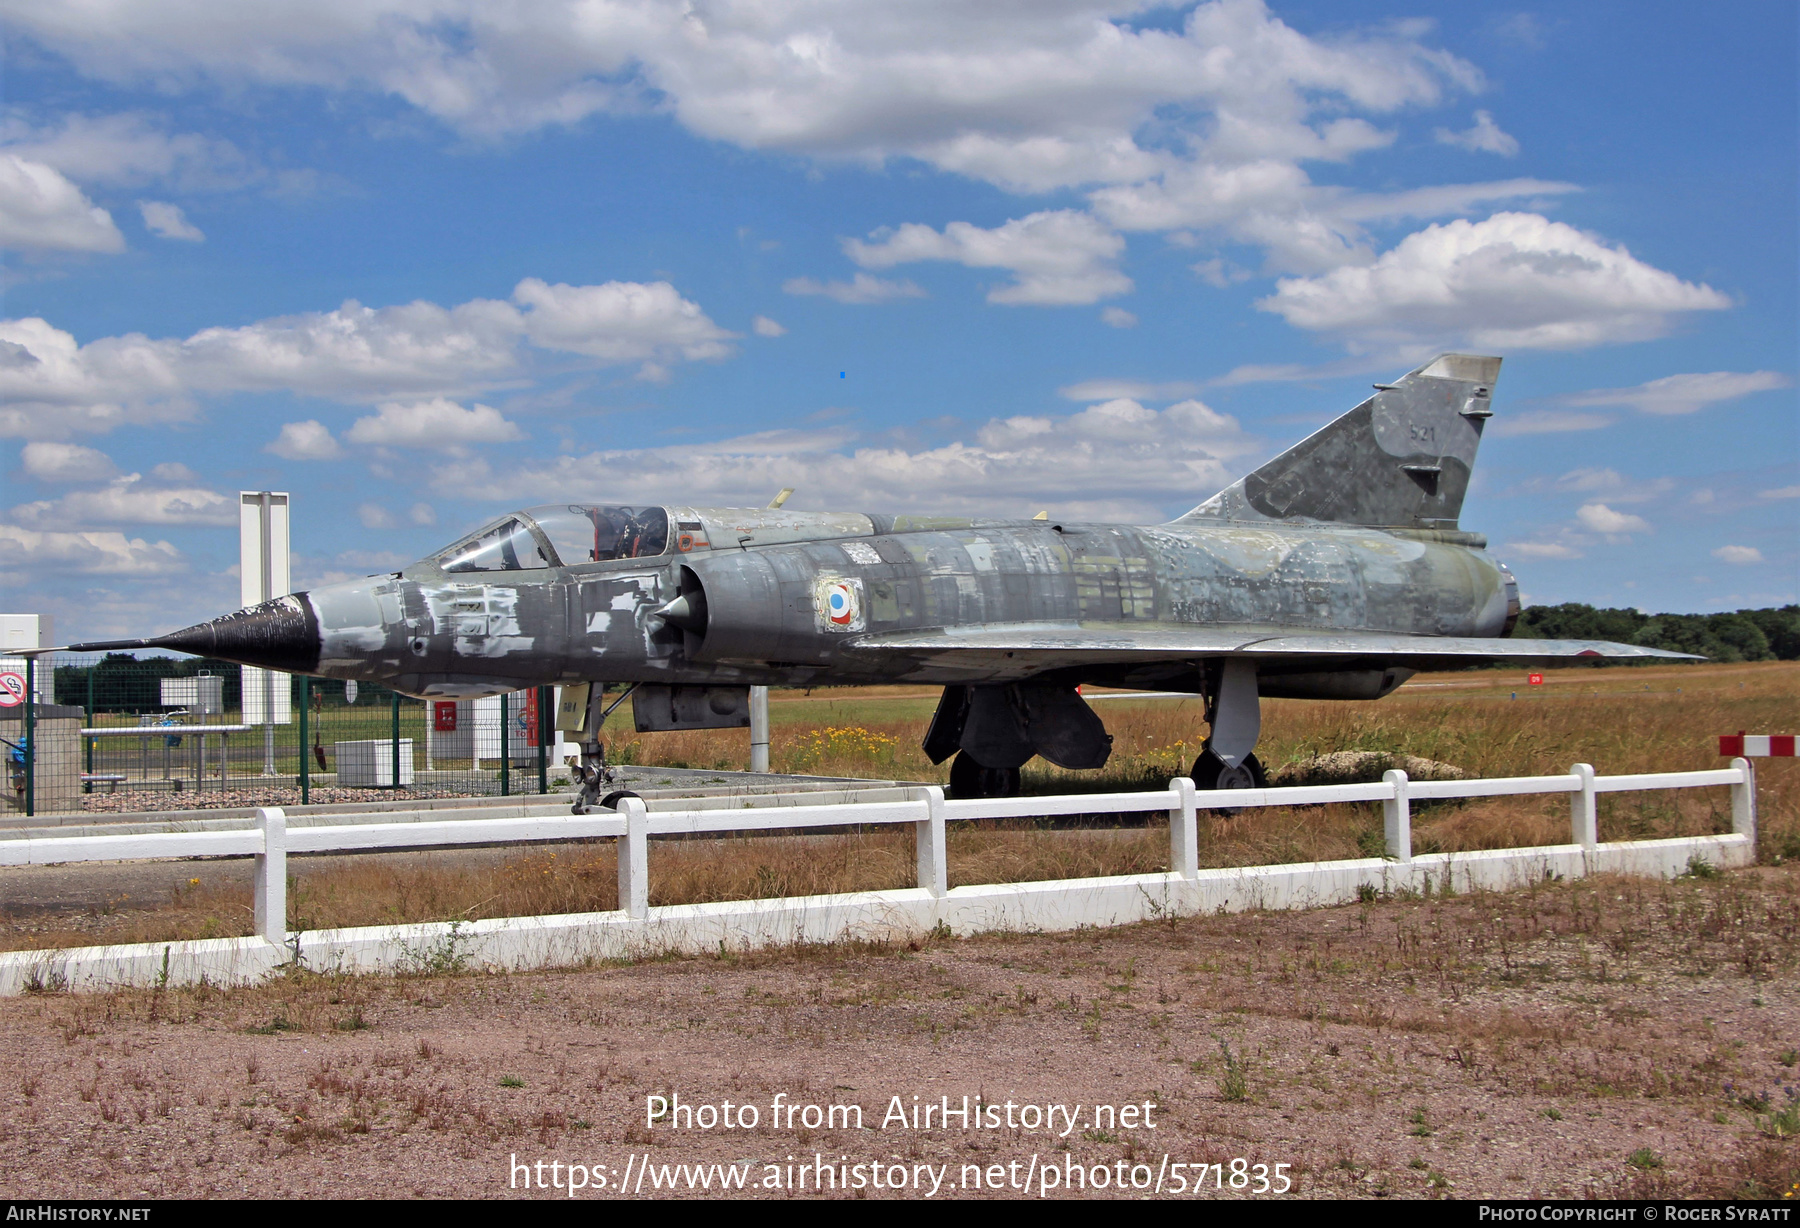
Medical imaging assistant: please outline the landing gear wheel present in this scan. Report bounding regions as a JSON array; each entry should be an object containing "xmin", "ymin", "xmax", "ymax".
[
  {"xmin": 949, "ymin": 751, "xmax": 1021, "ymax": 799},
  {"xmin": 1189, "ymin": 748, "xmax": 1267, "ymax": 792},
  {"xmin": 599, "ymin": 789, "xmax": 642, "ymax": 811}
]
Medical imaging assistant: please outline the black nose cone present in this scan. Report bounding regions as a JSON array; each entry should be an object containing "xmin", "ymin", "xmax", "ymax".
[
  {"xmin": 72, "ymin": 594, "xmax": 321, "ymax": 673},
  {"xmin": 161, "ymin": 595, "xmax": 321, "ymax": 672}
]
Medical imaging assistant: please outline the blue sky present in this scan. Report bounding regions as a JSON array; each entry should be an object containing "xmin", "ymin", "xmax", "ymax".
[{"xmin": 2, "ymin": 0, "xmax": 1794, "ymax": 641}]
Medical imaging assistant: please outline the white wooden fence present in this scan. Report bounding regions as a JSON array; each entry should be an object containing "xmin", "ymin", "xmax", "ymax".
[{"xmin": 0, "ymin": 759, "xmax": 1760, "ymax": 995}]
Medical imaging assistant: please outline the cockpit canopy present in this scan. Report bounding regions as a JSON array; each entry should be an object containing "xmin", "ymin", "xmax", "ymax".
[{"xmin": 435, "ymin": 505, "xmax": 669, "ymax": 573}]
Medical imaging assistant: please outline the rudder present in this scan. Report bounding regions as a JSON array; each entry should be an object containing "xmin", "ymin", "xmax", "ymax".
[{"xmin": 1177, "ymin": 353, "xmax": 1501, "ymax": 529}]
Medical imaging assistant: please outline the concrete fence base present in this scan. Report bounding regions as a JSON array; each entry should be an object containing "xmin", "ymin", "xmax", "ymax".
[{"xmin": 0, "ymin": 831, "xmax": 1751, "ymax": 997}]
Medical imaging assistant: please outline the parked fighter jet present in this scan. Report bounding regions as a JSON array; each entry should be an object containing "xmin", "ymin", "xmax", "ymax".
[{"xmin": 74, "ymin": 353, "xmax": 1694, "ymax": 803}]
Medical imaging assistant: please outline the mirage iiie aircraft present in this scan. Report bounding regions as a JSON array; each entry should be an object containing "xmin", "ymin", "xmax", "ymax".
[{"xmin": 75, "ymin": 353, "xmax": 1693, "ymax": 804}]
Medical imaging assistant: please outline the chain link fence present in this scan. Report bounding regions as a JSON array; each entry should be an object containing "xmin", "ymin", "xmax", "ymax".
[{"xmin": 3, "ymin": 652, "xmax": 567, "ymax": 818}]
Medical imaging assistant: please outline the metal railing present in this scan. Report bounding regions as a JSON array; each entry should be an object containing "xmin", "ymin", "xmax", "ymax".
[
  {"xmin": 8, "ymin": 652, "xmax": 565, "ymax": 816},
  {"xmin": 0, "ymin": 759, "xmax": 1759, "ymax": 948}
]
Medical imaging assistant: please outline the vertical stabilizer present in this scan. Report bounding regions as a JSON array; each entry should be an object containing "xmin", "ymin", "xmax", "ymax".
[{"xmin": 1176, "ymin": 353, "xmax": 1501, "ymax": 529}]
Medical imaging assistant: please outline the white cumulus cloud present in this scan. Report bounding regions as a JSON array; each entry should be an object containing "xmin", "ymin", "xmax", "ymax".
[
  {"xmin": 845, "ymin": 210, "xmax": 1131, "ymax": 306},
  {"xmin": 512, "ymin": 278, "xmax": 735, "ymax": 365},
  {"xmin": 424, "ymin": 397, "xmax": 1263, "ymax": 524},
  {"xmin": 1258, "ymin": 212, "xmax": 1731, "ymax": 350},
  {"xmin": 1, "ymin": 111, "xmax": 265, "ymax": 192},
  {"xmin": 1434, "ymin": 110, "xmax": 1519, "ymax": 156},
  {"xmin": 0, "ymin": 154, "xmax": 124, "ymax": 252},
  {"xmin": 1712, "ymin": 545, "xmax": 1763, "ymax": 565},
  {"xmin": 266, "ymin": 419, "xmax": 342, "ymax": 460},
  {"xmin": 0, "ymin": 277, "xmax": 731, "ymax": 438},
  {"xmin": 137, "ymin": 200, "xmax": 204, "ymax": 241},
  {"xmin": 751, "ymin": 315, "xmax": 787, "ymax": 337},
  {"xmin": 20, "ymin": 440, "xmax": 119, "ymax": 482},
  {"xmin": 10, "ymin": 474, "xmax": 236, "ymax": 527},
  {"xmin": 1, "ymin": 4, "xmax": 1686, "ymax": 339},
  {"xmin": 1575, "ymin": 503, "xmax": 1650, "ymax": 536},
  {"xmin": 1100, "ymin": 306, "xmax": 1138, "ymax": 328},
  {"xmin": 0, "ymin": 316, "xmax": 188, "ymax": 439},
  {"xmin": 0, "ymin": 1, "xmax": 1480, "ymax": 185},
  {"xmin": 0, "ymin": 523, "xmax": 183, "ymax": 574},
  {"xmin": 344, "ymin": 398, "xmax": 525, "ymax": 453}
]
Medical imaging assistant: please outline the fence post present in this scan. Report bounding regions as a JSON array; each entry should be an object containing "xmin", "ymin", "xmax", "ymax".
[
  {"xmin": 84, "ymin": 667, "xmax": 94, "ymax": 793},
  {"xmin": 917, "ymin": 787, "xmax": 947, "ymax": 897},
  {"xmin": 617, "ymin": 796, "xmax": 648, "ymax": 919},
  {"xmin": 536, "ymin": 685, "xmax": 549, "ymax": 795},
  {"xmin": 253, "ymin": 806, "xmax": 287, "ymax": 947},
  {"xmin": 1730, "ymin": 756, "xmax": 1757, "ymax": 847},
  {"xmin": 23, "ymin": 656, "xmax": 34, "ymax": 819},
  {"xmin": 1382, "ymin": 769, "xmax": 1411, "ymax": 862},
  {"xmin": 749, "ymin": 685, "xmax": 770, "ymax": 773},
  {"xmin": 298, "ymin": 675, "xmax": 310, "ymax": 805},
  {"xmin": 499, "ymin": 691, "xmax": 510, "ymax": 797},
  {"xmin": 1169, "ymin": 776, "xmax": 1198, "ymax": 880},
  {"xmin": 1569, "ymin": 763, "xmax": 1598, "ymax": 850},
  {"xmin": 390, "ymin": 690, "xmax": 401, "ymax": 791}
]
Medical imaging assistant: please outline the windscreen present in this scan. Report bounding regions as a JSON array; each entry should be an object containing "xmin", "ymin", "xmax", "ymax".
[
  {"xmin": 437, "ymin": 517, "xmax": 553, "ymax": 573},
  {"xmin": 527, "ymin": 505, "xmax": 668, "ymax": 565}
]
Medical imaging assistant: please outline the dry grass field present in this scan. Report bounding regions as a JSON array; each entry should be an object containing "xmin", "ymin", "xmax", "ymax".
[{"xmin": 1, "ymin": 661, "xmax": 1795, "ymax": 953}]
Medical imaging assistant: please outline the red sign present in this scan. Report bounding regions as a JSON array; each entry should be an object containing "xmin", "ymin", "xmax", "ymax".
[
  {"xmin": 524, "ymin": 689, "xmax": 539, "ymax": 747},
  {"xmin": 0, "ymin": 671, "xmax": 23, "ymax": 708},
  {"xmin": 433, "ymin": 701, "xmax": 458, "ymax": 732},
  {"xmin": 1527, "ymin": 673, "xmax": 1544, "ymax": 686}
]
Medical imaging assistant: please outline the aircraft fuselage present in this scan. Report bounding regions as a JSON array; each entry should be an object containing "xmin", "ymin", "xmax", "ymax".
[{"xmin": 300, "ymin": 508, "xmax": 1515, "ymax": 699}]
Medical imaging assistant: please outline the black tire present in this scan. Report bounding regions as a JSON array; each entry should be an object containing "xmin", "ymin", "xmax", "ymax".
[
  {"xmin": 599, "ymin": 789, "xmax": 642, "ymax": 810},
  {"xmin": 948, "ymin": 751, "xmax": 1022, "ymax": 799},
  {"xmin": 1189, "ymin": 748, "xmax": 1267, "ymax": 791}
]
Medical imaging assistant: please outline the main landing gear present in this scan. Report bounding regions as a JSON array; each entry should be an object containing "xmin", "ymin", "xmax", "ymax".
[
  {"xmin": 924, "ymin": 660, "xmax": 1269, "ymax": 800},
  {"xmin": 1190, "ymin": 657, "xmax": 1265, "ymax": 796},
  {"xmin": 949, "ymin": 751, "xmax": 1021, "ymax": 799},
  {"xmin": 1190, "ymin": 747, "xmax": 1267, "ymax": 791}
]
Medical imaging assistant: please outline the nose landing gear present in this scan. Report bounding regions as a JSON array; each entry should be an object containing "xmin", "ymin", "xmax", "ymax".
[
  {"xmin": 570, "ymin": 753, "xmax": 620, "ymax": 815},
  {"xmin": 568, "ymin": 682, "xmax": 637, "ymax": 814}
]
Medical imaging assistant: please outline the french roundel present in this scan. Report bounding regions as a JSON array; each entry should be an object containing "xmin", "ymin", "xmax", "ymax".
[{"xmin": 826, "ymin": 582, "xmax": 856, "ymax": 625}]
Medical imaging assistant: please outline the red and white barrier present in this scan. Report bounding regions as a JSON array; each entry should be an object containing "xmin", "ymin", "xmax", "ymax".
[{"xmin": 1719, "ymin": 733, "xmax": 1796, "ymax": 757}]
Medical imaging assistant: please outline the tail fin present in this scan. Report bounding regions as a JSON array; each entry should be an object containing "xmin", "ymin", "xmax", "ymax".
[{"xmin": 1176, "ymin": 353, "xmax": 1501, "ymax": 530}]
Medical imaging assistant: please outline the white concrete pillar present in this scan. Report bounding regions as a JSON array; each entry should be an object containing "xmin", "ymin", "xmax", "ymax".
[
  {"xmin": 1570, "ymin": 762, "xmax": 1598, "ymax": 850},
  {"xmin": 253, "ymin": 806, "xmax": 287, "ymax": 947},
  {"xmin": 1383, "ymin": 769, "xmax": 1412, "ymax": 862},
  {"xmin": 749, "ymin": 685, "xmax": 770, "ymax": 773}
]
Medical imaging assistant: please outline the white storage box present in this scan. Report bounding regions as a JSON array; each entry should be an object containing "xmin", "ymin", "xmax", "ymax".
[{"xmin": 334, "ymin": 738, "xmax": 415, "ymax": 786}]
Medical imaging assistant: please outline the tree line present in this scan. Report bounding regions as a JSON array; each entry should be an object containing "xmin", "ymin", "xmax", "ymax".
[{"xmin": 1513, "ymin": 604, "xmax": 1800, "ymax": 664}]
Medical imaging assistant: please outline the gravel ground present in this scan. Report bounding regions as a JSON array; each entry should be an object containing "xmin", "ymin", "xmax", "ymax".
[
  {"xmin": 76, "ymin": 786, "xmax": 495, "ymax": 815},
  {"xmin": 0, "ymin": 866, "xmax": 1796, "ymax": 1201}
]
